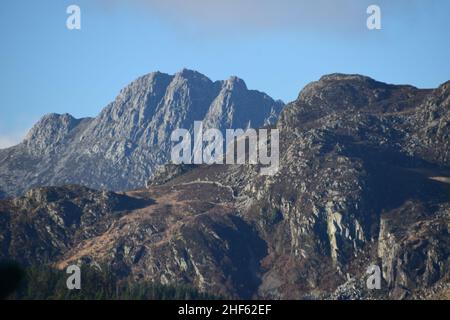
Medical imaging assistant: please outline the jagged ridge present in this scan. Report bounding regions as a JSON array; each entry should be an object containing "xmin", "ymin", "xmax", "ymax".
[{"xmin": 0, "ymin": 69, "xmax": 284, "ymax": 198}]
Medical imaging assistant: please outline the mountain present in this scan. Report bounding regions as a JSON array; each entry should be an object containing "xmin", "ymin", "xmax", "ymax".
[
  {"xmin": 0, "ymin": 74, "xmax": 449, "ymax": 299},
  {"xmin": 0, "ymin": 69, "xmax": 284, "ymax": 198}
]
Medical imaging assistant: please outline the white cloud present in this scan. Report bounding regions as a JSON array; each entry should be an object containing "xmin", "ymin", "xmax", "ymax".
[
  {"xmin": 0, "ymin": 131, "xmax": 28, "ymax": 149},
  {"xmin": 97, "ymin": 0, "xmax": 420, "ymax": 34}
]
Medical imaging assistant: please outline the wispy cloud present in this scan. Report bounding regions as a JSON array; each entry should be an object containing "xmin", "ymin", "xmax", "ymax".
[
  {"xmin": 0, "ymin": 130, "xmax": 28, "ymax": 149},
  {"xmin": 96, "ymin": 0, "xmax": 423, "ymax": 34}
]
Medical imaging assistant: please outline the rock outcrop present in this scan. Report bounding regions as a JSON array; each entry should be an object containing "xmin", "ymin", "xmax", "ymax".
[
  {"xmin": 1, "ymin": 74, "xmax": 449, "ymax": 299},
  {"xmin": 0, "ymin": 70, "xmax": 283, "ymax": 198}
]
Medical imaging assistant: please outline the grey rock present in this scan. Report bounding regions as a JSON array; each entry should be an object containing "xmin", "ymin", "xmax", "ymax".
[
  {"xmin": 1, "ymin": 73, "xmax": 449, "ymax": 299},
  {"xmin": 0, "ymin": 70, "xmax": 283, "ymax": 198}
]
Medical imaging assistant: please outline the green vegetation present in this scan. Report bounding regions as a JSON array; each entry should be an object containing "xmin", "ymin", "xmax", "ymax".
[
  {"xmin": 3, "ymin": 263, "xmax": 221, "ymax": 300},
  {"xmin": 0, "ymin": 261, "xmax": 25, "ymax": 299}
]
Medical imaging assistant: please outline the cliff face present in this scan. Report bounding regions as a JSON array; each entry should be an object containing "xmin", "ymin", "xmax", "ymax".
[
  {"xmin": 377, "ymin": 201, "xmax": 450, "ymax": 299},
  {"xmin": 0, "ymin": 74, "xmax": 449, "ymax": 299},
  {"xmin": 0, "ymin": 69, "xmax": 283, "ymax": 198},
  {"xmin": 0, "ymin": 185, "xmax": 150, "ymax": 265},
  {"xmin": 250, "ymin": 75, "xmax": 450, "ymax": 299}
]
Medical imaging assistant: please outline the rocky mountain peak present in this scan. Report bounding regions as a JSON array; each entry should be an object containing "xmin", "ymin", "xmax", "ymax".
[
  {"xmin": 116, "ymin": 71, "xmax": 172, "ymax": 100},
  {"xmin": 0, "ymin": 70, "xmax": 283, "ymax": 198},
  {"xmin": 318, "ymin": 73, "xmax": 378, "ymax": 82},
  {"xmin": 1, "ymin": 73, "xmax": 449, "ymax": 300},
  {"xmin": 23, "ymin": 113, "xmax": 88, "ymax": 155},
  {"xmin": 25, "ymin": 113, "xmax": 78, "ymax": 141},
  {"xmin": 170, "ymin": 69, "xmax": 216, "ymax": 94},
  {"xmin": 175, "ymin": 68, "xmax": 207, "ymax": 79},
  {"xmin": 223, "ymin": 76, "xmax": 248, "ymax": 91},
  {"xmin": 298, "ymin": 73, "xmax": 392, "ymax": 104},
  {"xmin": 279, "ymin": 73, "xmax": 430, "ymax": 129}
]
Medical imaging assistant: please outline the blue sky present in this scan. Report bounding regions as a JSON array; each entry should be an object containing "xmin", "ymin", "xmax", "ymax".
[{"xmin": 1, "ymin": 0, "xmax": 449, "ymax": 148}]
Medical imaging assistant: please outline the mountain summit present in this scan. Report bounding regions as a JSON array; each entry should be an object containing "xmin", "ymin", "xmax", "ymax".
[{"xmin": 0, "ymin": 70, "xmax": 284, "ymax": 198}]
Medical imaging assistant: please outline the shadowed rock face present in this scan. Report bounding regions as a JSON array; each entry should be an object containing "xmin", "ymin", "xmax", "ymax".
[
  {"xmin": 0, "ymin": 69, "xmax": 284, "ymax": 199},
  {"xmin": 0, "ymin": 74, "xmax": 449, "ymax": 299},
  {"xmin": 0, "ymin": 183, "xmax": 267, "ymax": 299},
  {"xmin": 0, "ymin": 185, "xmax": 153, "ymax": 265}
]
